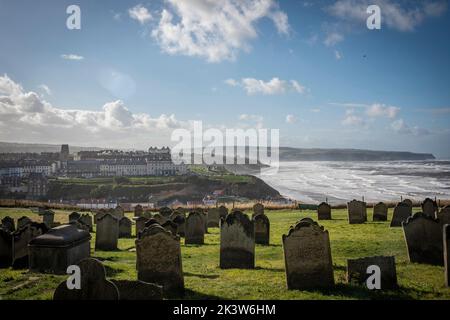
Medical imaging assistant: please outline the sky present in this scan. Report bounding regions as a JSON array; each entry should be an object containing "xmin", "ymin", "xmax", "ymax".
[{"xmin": 0, "ymin": 0, "xmax": 449, "ymax": 157}]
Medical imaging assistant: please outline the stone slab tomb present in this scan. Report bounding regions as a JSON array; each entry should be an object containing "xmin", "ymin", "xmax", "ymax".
[{"xmin": 346, "ymin": 256, "xmax": 398, "ymax": 289}]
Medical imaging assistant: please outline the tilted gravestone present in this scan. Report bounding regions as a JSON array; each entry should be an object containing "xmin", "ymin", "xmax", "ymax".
[
  {"xmin": 422, "ymin": 198, "xmax": 438, "ymax": 218},
  {"xmin": 1, "ymin": 216, "xmax": 15, "ymax": 233},
  {"xmin": 347, "ymin": 200, "xmax": 367, "ymax": 224},
  {"xmin": 135, "ymin": 217, "xmax": 149, "ymax": 236},
  {"xmin": 317, "ymin": 202, "xmax": 332, "ymax": 220},
  {"xmin": 252, "ymin": 203, "xmax": 264, "ymax": 218},
  {"xmin": 111, "ymin": 280, "xmax": 163, "ymax": 300},
  {"xmin": 0, "ymin": 228, "xmax": 13, "ymax": 268},
  {"xmin": 134, "ymin": 205, "xmax": 143, "ymax": 217},
  {"xmin": 282, "ymin": 218, "xmax": 334, "ymax": 290},
  {"xmin": 171, "ymin": 212, "xmax": 186, "ymax": 237},
  {"xmin": 346, "ymin": 256, "xmax": 398, "ymax": 289},
  {"xmin": 390, "ymin": 202, "xmax": 412, "ymax": 227},
  {"xmin": 53, "ymin": 258, "xmax": 119, "ymax": 300},
  {"xmin": 403, "ymin": 212, "xmax": 443, "ymax": 266},
  {"xmin": 95, "ymin": 213, "xmax": 119, "ymax": 251},
  {"xmin": 12, "ymin": 222, "xmax": 48, "ymax": 268},
  {"xmin": 159, "ymin": 207, "xmax": 173, "ymax": 218},
  {"xmin": 220, "ymin": 211, "xmax": 255, "ymax": 269},
  {"xmin": 17, "ymin": 216, "xmax": 32, "ymax": 229},
  {"xmin": 162, "ymin": 220, "xmax": 178, "ymax": 236},
  {"xmin": 444, "ymin": 224, "xmax": 450, "ymax": 287},
  {"xmin": 136, "ymin": 224, "xmax": 184, "ymax": 297},
  {"xmin": 185, "ymin": 212, "xmax": 205, "ymax": 245},
  {"xmin": 78, "ymin": 214, "xmax": 93, "ymax": 232},
  {"xmin": 69, "ymin": 212, "xmax": 81, "ymax": 223},
  {"xmin": 373, "ymin": 202, "xmax": 388, "ymax": 222},
  {"xmin": 438, "ymin": 205, "xmax": 450, "ymax": 227},
  {"xmin": 119, "ymin": 217, "xmax": 132, "ymax": 238},
  {"xmin": 253, "ymin": 213, "xmax": 270, "ymax": 245},
  {"xmin": 207, "ymin": 208, "xmax": 221, "ymax": 228}
]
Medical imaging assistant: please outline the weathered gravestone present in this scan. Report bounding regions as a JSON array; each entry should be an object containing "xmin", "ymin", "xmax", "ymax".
[
  {"xmin": 422, "ymin": 198, "xmax": 438, "ymax": 218},
  {"xmin": 135, "ymin": 216, "xmax": 149, "ymax": 236},
  {"xmin": 444, "ymin": 224, "xmax": 450, "ymax": 287},
  {"xmin": 220, "ymin": 211, "xmax": 255, "ymax": 269},
  {"xmin": 402, "ymin": 198, "xmax": 413, "ymax": 208},
  {"xmin": 136, "ymin": 224, "xmax": 184, "ymax": 297},
  {"xmin": 12, "ymin": 222, "xmax": 48, "ymax": 268},
  {"xmin": 142, "ymin": 210, "xmax": 153, "ymax": 219},
  {"xmin": 113, "ymin": 206, "xmax": 124, "ymax": 218},
  {"xmin": 218, "ymin": 205, "xmax": 228, "ymax": 220},
  {"xmin": 69, "ymin": 219, "xmax": 90, "ymax": 232},
  {"xmin": 347, "ymin": 200, "xmax": 367, "ymax": 224},
  {"xmin": 41, "ymin": 210, "xmax": 55, "ymax": 227},
  {"xmin": 119, "ymin": 217, "xmax": 132, "ymax": 238},
  {"xmin": 69, "ymin": 212, "xmax": 81, "ymax": 223},
  {"xmin": 1, "ymin": 216, "xmax": 15, "ymax": 232},
  {"xmin": 171, "ymin": 212, "xmax": 186, "ymax": 237},
  {"xmin": 29, "ymin": 224, "xmax": 91, "ymax": 274},
  {"xmin": 373, "ymin": 202, "xmax": 388, "ymax": 221},
  {"xmin": 159, "ymin": 207, "xmax": 173, "ymax": 218},
  {"xmin": 95, "ymin": 213, "xmax": 119, "ymax": 251},
  {"xmin": 252, "ymin": 203, "xmax": 264, "ymax": 218},
  {"xmin": 152, "ymin": 213, "xmax": 168, "ymax": 225},
  {"xmin": 282, "ymin": 218, "xmax": 334, "ymax": 290},
  {"xmin": 144, "ymin": 218, "xmax": 160, "ymax": 228},
  {"xmin": 78, "ymin": 214, "xmax": 93, "ymax": 232},
  {"xmin": 201, "ymin": 211, "xmax": 208, "ymax": 233},
  {"xmin": 438, "ymin": 205, "xmax": 450, "ymax": 227},
  {"xmin": 0, "ymin": 228, "xmax": 13, "ymax": 267},
  {"xmin": 317, "ymin": 202, "xmax": 332, "ymax": 220},
  {"xmin": 347, "ymin": 256, "xmax": 398, "ymax": 289},
  {"xmin": 162, "ymin": 220, "xmax": 178, "ymax": 236},
  {"xmin": 17, "ymin": 216, "xmax": 32, "ymax": 229},
  {"xmin": 185, "ymin": 212, "xmax": 205, "ymax": 245},
  {"xmin": 94, "ymin": 211, "xmax": 107, "ymax": 224},
  {"xmin": 207, "ymin": 208, "xmax": 221, "ymax": 228},
  {"xmin": 53, "ymin": 258, "xmax": 119, "ymax": 300},
  {"xmin": 111, "ymin": 280, "xmax": 163, "ymax": 300},
  {"xmin": 403, "ymin": 212, "xmax": 443, "ymax": 265},
  {"xmin": 134, "ymin": 205, "xmax": 143, "ymax": 217},
  {"xmin": 390, "ymin": 202, "xmax": 412, "ymax": 227},
  {"xmin": 253, "ymin": 213, "xmax": 270, "ymax": 245}
]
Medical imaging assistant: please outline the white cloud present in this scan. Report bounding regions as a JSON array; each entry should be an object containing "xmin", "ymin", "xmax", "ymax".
[
  {"xmin": 342, "ymin": 109, "xmax": 366, "ymax": 126},
  {"xmin": 38, "ymin": 84, "xmax": 52, "ymax": 96},
  {"xmin": 128, "ymin": 4, "xmax": 153, "ymax": 25},
  {"xmin": 151, "ymin": 0, "xmax": 289, "ymax": 62},
  {"xmin": 334, "ymin": 50, "xmax": 342, "ymax": 60},
  {"xmin": 391, "ymin": 118, "xmax": 430, "ymax": 136},
  {"xmin": 226, "ymin": 77, "xmax": 307, "ymax": 95},
  {"xmin": 285, "ymin": 114, "xmax": 297, "ymax": 124},
  {"xmin": 61, "ymin": 54, "xmax": 84, "ymax": 61},
  {"xmin": 323, "ymin": 32, "xmax": 344, "ymax": 47},
  {"xmin": 238, "ymin": 113, "xmax": 264, "ymax": 128},
  {"xmin": 327, "ymin": 0, "xmax": 447, "ymax": 32},
  {"xmin": 0, "ymin": 75, "xmax": 189, "ymax": 148},
  {"xmin": 366, "ymin": 103, "xmax": 400, "ymax": 119}
]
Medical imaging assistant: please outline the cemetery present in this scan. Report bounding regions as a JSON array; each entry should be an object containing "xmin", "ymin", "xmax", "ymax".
[{"xmin": 1, "ymin": 203, "xmax": 450, "ymax": 300}]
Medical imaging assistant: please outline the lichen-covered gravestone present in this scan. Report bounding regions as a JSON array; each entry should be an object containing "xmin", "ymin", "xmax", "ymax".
[
  {"xmin": 153, "ymin": 213, "xmax": 168, "ymax": 225},
  {"xmin": 159, "ymin": 207, "xmax": 173, "ymax": 218},
  {"xmin": 119, "ymin": 217, "xmax": 132, "ymax": 238},
  {"xmin": 95, "ymin": 213, "xmax": 119, "ymax": 251},
  {"xmin": 1, "ymin": 216, "xmax": 15, "ymax": 232},
  {"xmin": 171, "ymin": 212, "xmax": 186, "ymax": 237},
  {"xmin": 317, "ymin": 202, "xmax": 332, "ymax": 220},
  {"xmin": 161, "ymin": 220, "xmax": 178, "ymax": 236},
  {"xmin": 422, "ymin": 198, "xmax": 438, "ymax": 218},
  {"xmin": 347, "ymin": 256, "xmax": 398, "ymax": 289},
  {"xmin": 347, "ymin": 200, "xmax": 367, "ymax": 224},
  {"xmin": 53, "ymin": 258, "xmax": 119, "ymax": 300},
  {"xmin": 134, "ymin": 205, "xmax": 143, "ymax": 217},
  {"xmin": 373, "ymin": 202, "xmax": 388, "ymax": 221},
  {"xmin": 390, "ymin": 202, "xmax": 412, "ymax": 227},
  {"xmin": 253, "ymin": 213, "xmax": 270, "ymax": 245},
  {"xmin": 207, "ymin": 208, "xmax": 220, "ymax": 228},
  {"xmin": 185, "ymin": 212, "xmax": 205, "ymax": 245},
  {"xmin": 220, "ymin": 211, "xmax": 255, "ymax": 269},
  {"xmin": 403, "ymin": 212, "xmax": 443, "ymax": 266},
  {"xmin": 444, "ymin": 224, "xmax": 450, "ymax": 287},
  {"xmin": 252, "ymin": 203, "xmax": 264, "ymax": 218},
  {"xmin": 282, "ymin": 218, "xmax": 334, "ymax": 290},
  {"xmin": 136, "ymin": 224, "xmax": 184, "ymax": 297}
]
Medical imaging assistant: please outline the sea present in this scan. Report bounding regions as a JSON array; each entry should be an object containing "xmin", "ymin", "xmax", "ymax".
[{"xmin": 257, "ymin": 160, "xmax": 450, "ymax": 205}]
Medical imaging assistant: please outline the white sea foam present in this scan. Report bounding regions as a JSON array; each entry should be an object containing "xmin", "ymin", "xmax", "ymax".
[{"xmin": 257, "ymin": 161, "xmax": 450, "ymax": 205}]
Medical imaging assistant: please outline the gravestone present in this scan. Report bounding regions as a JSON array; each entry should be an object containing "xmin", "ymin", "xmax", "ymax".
[
  {"xmin": 53, "ymin": 258, "xmax": 119, "ymax": 300},
  {"xmin": 69, "ymin": 212, "xmax": 81, "ymax": 223},
  {"xmin": 282, "ymin": 218, "xmax": 334, "ymax": 290},
  {"xmin": 207, "ymin": 208, "xmax": 221, "ymax": 228},
  {"xmin": 152, "ymin": 213, "xmax": 167, "ymax": 225},
  {"xmin": 171, "ymin": 212, "xmax": 186, "ymax": 237},
  {"xmin": 111, "ymin": 280, "xmax": 163, "ymax": 300},
  {"xmin": 347, "ymin": 200, "xmax": 367, "ymax": 224},
  {"xmin": 422, "ymin": 198, "xmax": 438, "ymax": 218},
  {"xmin": 445, "ymin": 224, "xmax": 450, "ymax": 287},
  {"xmin": 119, "ymin": 217, "xmax": 132, "ymax": 238},
  {"xmin": 220, "ymin": 211, "xmax": 255, "ymax": 269},
  {"xmin": 29, "ymin": 224, "xmax": 91, "ymax": 274},
  {"xmin": 218, "ymin": 205, "xmax": 228, "ymax": 219},
  {"xmin": 41, "ymin": 210, "xmax": 55, "ymax": 227},
  {"xmin": 402, "ymin": 198, "xmax": 413, "ymax": 208},
  {"xmin": 0, "ymin": 228, "xmax": 13, "ymax": 267},
  {"xmin": 94, "ymin": 211, "xmax": 107, "ymax": 224},
  {"xmin": 1, "ymin": 216, "xmax": 15, "ymax": 233},
  {"xmin": 69, "ymin": 220, "xmax": 90, "ymax": 232},
  {"xmin": 135, "ymin": 217, "xmax": 149, "ymax": 236},
  {"xmin": 12, "ymin": 222, "xmax": 48, "ymax": 268},
  {"xmin": 185, "ymin": 212, "xmax": 205, "ymax": 245},
  {"xmin": 317, "ymin": 202, "xmax": 332, "ymax": 220},
  {"xmin": 438, "ymin": 205, "xmax": 450, "ymax": 227},
  {"xmin": 390, "ymin": 202, "xmax": 412, "ymax": 227},
  {"xmin": 201, "ymin": 211, "xmax": 208, "ymax": 233},
  {"xmin": 134, "ymin": 205, "xmax": 143, "ymax": 217},
  {"xmin": 162, "ymin": 220, "xmax": 178, "ymax": 236},
  {"xmin": 143, "ymin": 210, "xmax": 153, "ymax": 219},
  {"xmin": 160, "ymin": 207, "xmax": 173, "ymax": 218},
  {"xmin": 252, "ymin": 203, "xmax": 264, "ymax": 218},
  {"xmin": 403, "ymin": 212, "xmax": 443, "ymax": 265},
  {"xmin": 95, "ymin": 213, "xmax": 119, "ymax": 251},
  {"xmin": 373, "ymin": 202, "xmax": 388, "ymax": 221},
  {"xmin": 17, "ymin": 216, "xmax": 32, "ymax": 229},
  {"xmin": 78, "ymin": 214, "xmax": 93, "ymax": 232},
  {"xmin": 346, "ymin": 256, "xmax": 398, "ymax": 289},
  {"xmin": 136, "ymin": 224, "xmax": 184, "ymax": 297},
  {"xmin": 144, "ymin": 218, "xmax": 161, "ymax": 229},
  {"xmin": 253, "ymin": 213, "xmax": 270, "ymax": 245},
  {"xmin": 114, "ymin": 206, "xmax": 124, "ymax": 218}
]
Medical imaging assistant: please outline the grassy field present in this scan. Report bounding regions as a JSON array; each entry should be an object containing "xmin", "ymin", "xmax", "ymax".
[{"xmin": 0, "ymin": 207, "xmax": 449, "ymax": 300}]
